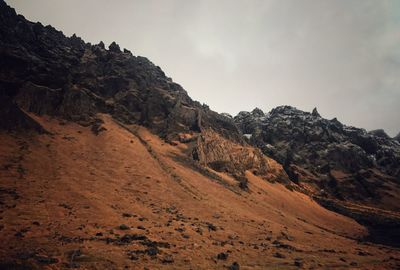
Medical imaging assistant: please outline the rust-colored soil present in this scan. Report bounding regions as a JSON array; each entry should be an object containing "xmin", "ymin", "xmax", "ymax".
[{"xmin": 0, "ymin": 115, "xmax": 399, "ymax": 269}]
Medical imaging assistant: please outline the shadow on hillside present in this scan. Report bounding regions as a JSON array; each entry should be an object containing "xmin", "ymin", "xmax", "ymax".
[{"xmin": 314, "ymin": 196, "xmax": 400, "ymax": 248}]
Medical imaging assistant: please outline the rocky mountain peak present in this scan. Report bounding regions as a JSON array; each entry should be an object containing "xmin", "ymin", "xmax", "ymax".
[
  {"xmin": 311, "ymin": 107, "xmax": 321, "ymax": 117},
  {"xmin": 395, "ymin": 132, "xmax": 400, "ymax": 142},
  {"xmin": 0, "ymin": 0, "xmax": 15, "ymax": 16},
  {"xmin": 234, "ymin": 105, "xmax": 400, "ymax": 207},
  {"xmin": 220, "ymin": 112, "xmax": 233, "ymax": 119},
  {"xmin": 0, "ymin": 0, "xmax": 244, "ymax": 143},
  {"xmin": 368, "ymin": 129, "xmax": 390, "ymax": 139},
  {"xmin": 109, "ymin": 41, "xmax": 121, "ymax": 53},
  {"xmin": 269, "ymin": 105, "xmax": 300, "ymax": 116},
  {"xmin": 0, "ymin": 0, "xmax": 250, "ymax": 190},
  {"xmin": 98, "ymin": 40, "xmax": 105, "ymax": 49},
  {"xmin": 2, "ymin": 1, "xmax": 400, "ymax": 262},
  {"xmin": 251, "ymin": 107, "xmax": 265, "ymax": 117}
]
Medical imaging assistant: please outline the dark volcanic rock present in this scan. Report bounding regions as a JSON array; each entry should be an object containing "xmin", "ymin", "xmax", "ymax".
[
  {"xmin": 369, "ymin": 129, "xmax": 390, "ymax": 139},
  {"xmin": 119, "ymin": 224, "xmax": 130, "ymax": 230},
  {"xmin": 234, "ymin": 106, "xmax": 400, "ymax": 209},
  {"xmin": 2, "ymin": 0, "xmax": 400, "ymax": 250},
  {"xmin": 119, "ymin": 234, "xmax": 147, "ymax": 244},
  {"xmin": 0, "ymin": 95, "xmax": 46, "ymax": 132},
  {"xmin": 394, "ymin": 132, "xmax": 400, "ymax": 143},
  {"xmin": 216, "ymin": 252, "xmax": 228, "ymax": 260},
  {"xmin": 0, "ymin": 1, "xmax": 240, "ymax": 142},
  {"xmin": 98, "ymin": 41, "xmax": 105, "ymax": 49},
  {"xmin": 0, "ymin": 1, "xmax": 258, "ymax": 191},
  {"xmin": 229, "ymin": 262, "xmax": 240, "ymax": 270},
  {"xmin": 108, "ymin": 41, "xmax": 121, "ymax": 53},
  {"xmin": 273, "ymin": 252, "xmax": 286, "ymax": 258},
  {"xmin": 294, "ymin": 258, "xmax": 303, "ymax": 267},
  {"xmin": 311, "ymin": 107, "xmax": 321, "ymax": 117}
]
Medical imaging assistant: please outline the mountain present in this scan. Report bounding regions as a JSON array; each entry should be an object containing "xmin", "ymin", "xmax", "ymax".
[
  {"xmin": 0, "ymin": 1, "xmax": 240, "ymax": 139},
  {"xmin": 1, "ymin": 1, "xmax": 400, "ymax": 269},
  {"xmin": 0, "ymin": 0, "xmax": 276, "ymax": 186},
  {"xmin": 234, "ymin": 106, "xmax": 400, "ymax": 210},
  {"xmin": 395, "ymin": 132, "xmax": 400, "ymax": 143}
]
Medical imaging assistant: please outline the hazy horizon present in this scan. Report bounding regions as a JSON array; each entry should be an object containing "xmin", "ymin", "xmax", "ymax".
[{"xmin": 6, "ymin": 0, "xmax": 400, "ymax": 136}]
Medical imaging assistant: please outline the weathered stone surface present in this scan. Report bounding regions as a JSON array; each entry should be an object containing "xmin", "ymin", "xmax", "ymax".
[
  {"xmin": 192, "ymin": 129, "xmax": 270, "ymax": 187},
  {"xmin": 1, "ymin": 0, "xmax": 400, "ymax": 251},
  {"xmin": 108, "ymin": 41, "xmax": 121, "ymax": 53},
  {"xmin": 1, "ymin": 0, "xmax": 399, "ymax": 199},
  {"xmin": 234, "ymin": 106, "xmax": 400, "ymax": 209},
  {"xmin": 369, "ymin": 129, "xmax": 390, "ymax": 139},
  {"xmin": 395, "ymin": 132, "xmax": 400, "ymax": 143},
  {"xmin": 0, "ymin": 1, "xmax": 243, "ymax": 144}
]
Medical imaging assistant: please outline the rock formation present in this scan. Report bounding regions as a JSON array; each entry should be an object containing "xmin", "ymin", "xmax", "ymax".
[
  {"xmin": 368, "ymin": 129, "xmax": 390, "ymax": 139},
  {"xmin": 2, "ymin": 0, "xmax": 399, "ymax": 210},
  {"xmin": 1, "ymin": 1, "xmax": 400, "ymax": 260},
  {"xmin": 394, "ymin": 132, "xmax": 400, "ymax": 143},
  {"xmin": 234, "ymin": 106, "xmax": 400, "ymax": 210},
  {"xmin": 0, "ymin": 0, "xmax": 262, "ymax": 187},
  {"xmin": 0, "ymin": 1, "xmax": 243, "ymax": 141}
]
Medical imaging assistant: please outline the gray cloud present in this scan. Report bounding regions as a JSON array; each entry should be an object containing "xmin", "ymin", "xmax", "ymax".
[{"xmin": 6, "ymin": 0, "xmax": 400, "ymax": 136}]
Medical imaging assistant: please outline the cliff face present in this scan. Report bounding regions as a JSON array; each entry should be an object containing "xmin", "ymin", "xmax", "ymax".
[
  {"xmin": 6, "ymin": 114, "xmax": 397, "ymax": 269},
  {"xmin": 234, "ymin": 106, "xmax": 400, "ymax": 210},
  {"xmin": 2, "ymin": 0, "xmax": 400, "ymax": 207},
  {"xmin": 395, "ymin": 132, "xmax": 400, "ymax": 143},
  {"xmin": 0, "ymin": 1, "xmax": 242, "ymax": 142},
  {"xmin": 1, "ymin": 1, "xmax": 400, "ymax": 261},
  {"xmin": 0, "ymin": 1, "xmax": 275, "ymax": 187},
  {"xmin": 2, "ymin": 1, "xmax": 399, "ymax": 189}
]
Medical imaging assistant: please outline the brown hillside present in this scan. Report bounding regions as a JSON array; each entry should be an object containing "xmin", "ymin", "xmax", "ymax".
[{"xmin": 0, "ymin": 114, "xmax": 399, "ymax": 269}]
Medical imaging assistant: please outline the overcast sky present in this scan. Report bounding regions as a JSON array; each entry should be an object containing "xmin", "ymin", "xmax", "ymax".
[{"xmin": 6, "ymin": 0, "xmax": 400, "ymax": 136}]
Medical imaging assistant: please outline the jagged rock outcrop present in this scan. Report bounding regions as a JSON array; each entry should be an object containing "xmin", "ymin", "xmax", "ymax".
[
  {"xmin": 1, "ymin": 0, "xmax": 399, "ymax": 201},
  {"xmin": 369, "ymin": 129, "xmax": 390, "ymax": 139},
  {"xmin": 394, "ymin": 132, "xmax": 400, "ymax": 143},
  {"xmin": 234, "ymin": 106, "xmax": 400, "ymax": 210},
  {"xmin": 191, "ymin": 128, "xmax": 294, "ymax": 190},
  {"xmin": 234, "ymin": 108, "xmax": 266, "ymax": 140},
  {"xmin": 0, "ymin": 1, "xmax": 262, "ymax": 189},
  {"xmin": 108, "ymin": 41, "xmax": 121, "ymax": 53},
  {"xmin": 192, "ymin": 129, "xmax": 267, "ymax": 187},
  {"xmin": 2, "ymin": 0, "xmax": 400, "ymax": 249},
  {"xmin": 0, "ymin": 1, "xmax": 240, "ymax": 142},
  {"xmin": 311, "ymin": 107, "xmax": 321, "ymax": 117}
]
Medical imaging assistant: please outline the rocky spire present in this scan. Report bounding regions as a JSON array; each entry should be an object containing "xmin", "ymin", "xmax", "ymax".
[
  {"xmin": 109, "ymin": 41, "xmax": 121, "ymax": 53},
  {"xmin": 98, "ymin": 41, "xmax": 105, "ymax": 49},
  {"xmin": 251, "ymin": 107, "xmax": 265, "ymax": 117},
  {"xmin": 69, "ymin": 33, "xmax": 85, "ymax": 49},
  {"xmin": 311, "ymin": 107, "xmax": 321, "ymax": 117}
]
